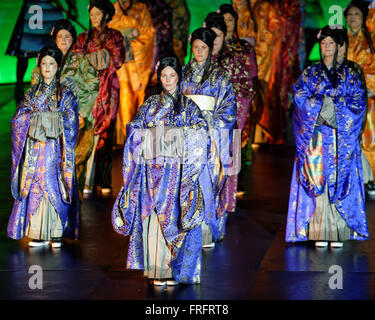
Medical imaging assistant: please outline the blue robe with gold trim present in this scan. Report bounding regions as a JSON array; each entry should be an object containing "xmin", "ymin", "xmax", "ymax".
[{"xmin": 286, "ymin": 62, "xmax": 369, "ymax": 242}]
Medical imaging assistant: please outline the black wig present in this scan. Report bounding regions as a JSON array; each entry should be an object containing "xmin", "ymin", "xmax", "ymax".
[
  {"xmin": 51, "ymin": 19, "xmax": 77, "ymax": 67},
  {"xmin": 52, "ymin": 19, "xmax": 77, "ymax": 44},
  {"xmin": 118, "ymin": 0, "xmax": 134, "ymax": 16},
  {"xmin": 219, "ymin": 3, "xmax": 240, "ymax": 40},
  {"xmin": 89, "ymin": 0, "xmax": 115, "ymax": 23},
  {"xmin": 189, "ymin": 27, "xmax": 217, "ymax": 85},
  {"xmin": 317, "ymin": 25, "xmax": 341, "ymax": 88},
  {"xmin": 86, "ymin": 0, "xmax": 115, "ymax": 51},
  {"xmin": 204, "ymin": 12, "xmax": 227, "ymax": 63},
  {"xmin": 157, "ymin": 56, "xmax": 182, "ymax": 111},
  {"xmin": 36, "ymin": 46, "xmax": 64, "ymax": 101}
]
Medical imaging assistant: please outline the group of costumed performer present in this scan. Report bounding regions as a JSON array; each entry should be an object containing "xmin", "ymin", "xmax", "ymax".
[{"xmin": 112, "ymin": 23, "xmax": 238, "ymax": 284}]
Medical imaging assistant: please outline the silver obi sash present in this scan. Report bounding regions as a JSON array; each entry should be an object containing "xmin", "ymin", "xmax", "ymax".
[
  {"xmin": 185, "ymin": 95, "xmax": 216, "ymax": 111},
  {"xmin": 28, "ymin": 111, "xmax": 62, "ymax": 142}
]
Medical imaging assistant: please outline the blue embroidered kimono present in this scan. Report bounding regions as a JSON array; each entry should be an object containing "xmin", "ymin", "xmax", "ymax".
[
  {"xmin": 111, "ymin": 92, "xmax": 209, "ymax": 284},
  {"xmin": 181, "ymin": 59, "xmax": 237, "ymax": 241},
  {"xmin": 8, "ymin": 81, "xmax": 79, "ymax": 240},
  {"xmin": 286, "ymin": 62, "xmax": 369, "ymax": 242}
]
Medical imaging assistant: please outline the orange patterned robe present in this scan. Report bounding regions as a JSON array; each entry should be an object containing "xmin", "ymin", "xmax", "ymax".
[
  {"xmin": 108, "ymin": 1, "xmax": 155, "ymax": 144},
  {"xmin": 348, "ymin": 9, "xmax": 375, "ymax": 176},
  {"xmin": 233, "ymin": 0, "xmax": 283, "ymax": 143}
]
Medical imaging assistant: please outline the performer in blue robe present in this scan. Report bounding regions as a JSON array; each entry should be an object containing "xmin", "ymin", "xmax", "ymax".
[
  {"xmin": 285, "ymin": 26, "xmax": 369, "ymax": 248},
  {"xmin": 181, "ymin": 27, "xmax": 237, "ymax": 246},
  {"xmin": 8, "ymin": 46, "xmax": 79, "ymax": 248},
  {"xmin": 111, "ymin": 57, "xmax": 209, "ymax": 285}
]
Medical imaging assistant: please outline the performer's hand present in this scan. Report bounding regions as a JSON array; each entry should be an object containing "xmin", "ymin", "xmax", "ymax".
[
  {"xmin": 78, "ymin": 115, "xmax": 85, "ymax": 129},
  {"xmin": 325, "ymin": 87, "xmax": 338, "ymax": 98},
  {"xmin": 369, "ymin": 0, "xmax": 375, "ymax": 9},
  {"xmin": 131, "ymin": 28, "xmax": 139, "ymax": 39}
]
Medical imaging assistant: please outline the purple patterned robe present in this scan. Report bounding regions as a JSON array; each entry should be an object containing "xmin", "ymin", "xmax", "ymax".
[
  {"xmin": 181, "ymin": 60, "xmax": 237, "ymax": 241},
  {"xmin": 215, "ymin": 38, "xmax": 258, "ymax": 213},
  {"xmin": 111, "ymin": 92, "xmax": 209, "ymax": 283},
  {"xmin": 8, "ymin": 81, "xmax": 79, "ymax": 240}
]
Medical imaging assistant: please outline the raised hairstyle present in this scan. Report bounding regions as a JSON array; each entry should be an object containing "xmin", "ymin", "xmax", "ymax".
[
  {"xmin": 317, "ymin": 25, "xmax": 340, "ymax": 88},
  {"xmin": 189, "ymin": 27, "xmax": 217, "ymax": 85},
  {"xmin": 204, "ymin": 12, "xmax": 227, "ymax": 64},
  {"xmin": 344, "ymin": 0, "xmax": 369, "ymax": 23},
  {"xmin": 205, "ymin": 12, "xmax": 227, "ymax": 36},
  {"xmin": 218, "ymin": 3, "xmax": 239, "ymax": 38},
  {"xmin": 35, "ymin": 46, "xmax": 64, "ymax": 102},
  {"xmin": 157, "ymin": 56, "xmax": 182, "ymax": 83},
  {"xmin": 51, "ymin": 19, "xmax": 77, "ymax": 45},
  {"xmin": 89, "ymin": 0, "xmax": 115, "ymax": 23},
  {"xmin": 157, "ymin": 56, "xmax": 182, "ymax": 110},
  {"xmin": 333, "ymin": 25, "xmax": 349, "ymax": 47},
  {"xmin": 37, "ymin": 46, "xmax": 63, "ymax": 69},
  {"xmin": 190, "ymin": 27, "xmax": 216, "ymax": 50},
  {"xmin": 344, "ymin": 0, "xmax": 374, "ymax": 53}
]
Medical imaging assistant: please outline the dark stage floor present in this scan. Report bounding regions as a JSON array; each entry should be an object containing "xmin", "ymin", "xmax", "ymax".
[{"xmin": 1, "ymin": 86, "xmax": 375, "ymax": 300}]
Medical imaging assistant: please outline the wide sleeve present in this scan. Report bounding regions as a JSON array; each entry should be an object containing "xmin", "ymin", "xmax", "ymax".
[
  {"xmin": 361, "ymin": 32, "xmax": 375, "ymax": 94},
  {"xmin": 131, "ymin": 5, "xmax": 155, "ymax": 54},
  {"xmin": 10, "ymin": 90, "xmax": 34, "ymax": 200},
  {"xmin": 179, "ymin": 98, "xmax": 209, "ymax": 231},
  {"xmin": 255, "ymin": 3, "xmax": 281, "ymax": 70},
  {"xmin": 332, "ymin": 66, "xmax": 366, "ymax": 201},
  {"xmin": 111, "ymin": 101, "xmax": 148, "ymax": 236},
  {"xmin": 59, "ymin": 89, "xmax": 79, "ymax": 203},
  {"xmin": 367, "ymin": 8, "xmax": 375, "ymax": 33},
  {"xmin": 213, "ymin": 74, "xmax": 237, "ymax": 131},
  {"xmin": 72, "ymin": 32, "xmax": 88, "ymax": 55},
  {"xmin": 234, "ymin": 42, "xmax": 258, "ymax": 101},
  {"xmin": 336, "ymin": 67, "xmax": 367, "ymax": 137},
  {"xmin": 243, "ymin": 42, "xmax": 258, "ymax": 86},
  {"xmin": 293, "ymin": 66, "xmax": 325, "ymax": 169},
  {"xmin": 30, "ymin": 66, "xmax": 40, "ymax": 87},
  {"xmin": 105, "ymin": 29, "xmax": 125, "ymax": 71},
  {"xmin": 212, "ymin": 74, "xmax": 237, "ymax": 176},
  {"xmin": 76, "ymin": 54, "xmax": 99, "ymax": 123}
]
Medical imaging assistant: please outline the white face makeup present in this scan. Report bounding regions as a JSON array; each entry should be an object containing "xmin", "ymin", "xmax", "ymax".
[
  {"xmin": 211, "ymin": 27, "xmax": 225, "ymax": 55},
  {"xmin": 56, "ymin": 29, "xmax": 73, "ymax": 56},
  {"xmin": 40, "ymin": 55, "xmax": 58, "ymax": 84},
  {"xmin": 192, "ymin": 39, "xmax": 210, "ymax": 65},
  {"xmin": 160, "ymin": 66, "xmax": 178, "ymax": 95}
]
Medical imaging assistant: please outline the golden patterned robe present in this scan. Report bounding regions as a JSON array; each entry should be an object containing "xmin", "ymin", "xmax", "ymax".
[
  {"xmin": 233, "ymin": 0, "xmax": 283, "ymax": 143},
  {"xmin": 108, "ymin": 1, "xmax": 155, "ymax": 144},
  {"xmin": 348, "ymin": 12, "xmax": 375, "ymax": 176}
]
